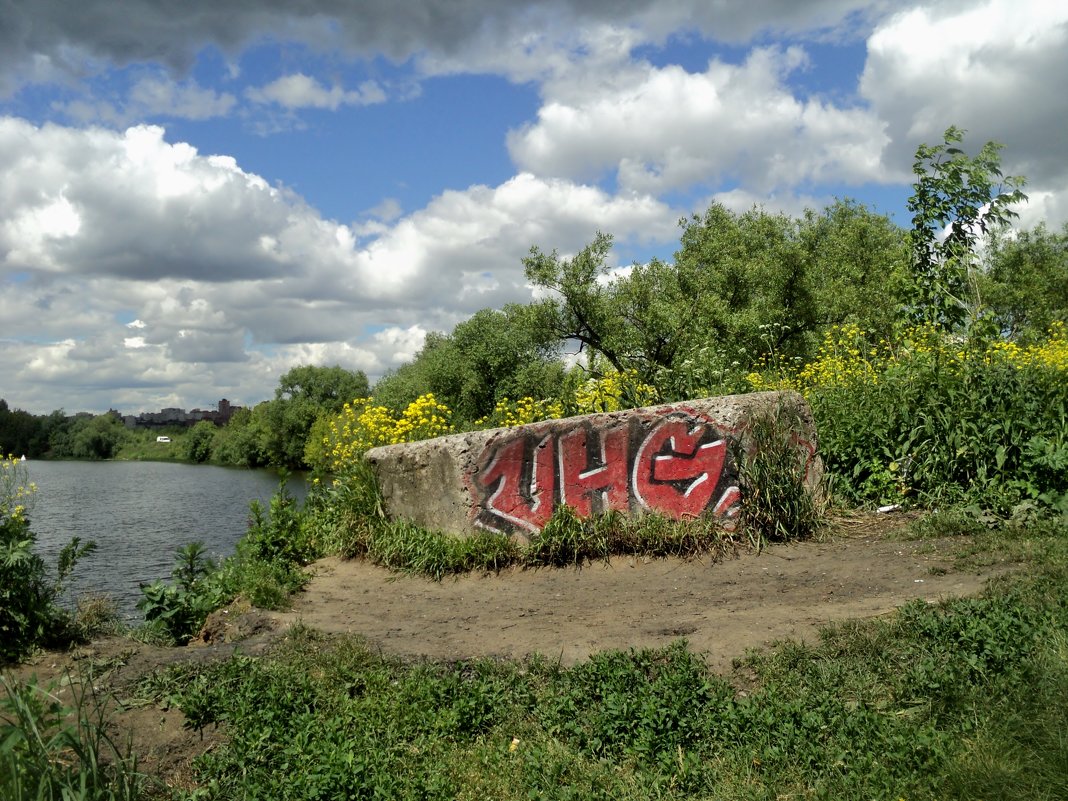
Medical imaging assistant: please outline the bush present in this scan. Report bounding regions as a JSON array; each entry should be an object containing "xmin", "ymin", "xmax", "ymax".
[
  {"xmin": 137, "ymin": 477, "xmax": 316, "ymax": 643},
  {"xmin": 137, "ymin": 542, "xmax": 224, "ymax": 644},
  {"xmin": 752, "ymin": 323, "xmax": 1068, "ymax": 514},
  {"xmin": 1, "ymin": 456, "xmax": 96, "ymax": 663},
  {"xmin": 736, "ymin": 398, "xmax": 825, "ymax": 549}
]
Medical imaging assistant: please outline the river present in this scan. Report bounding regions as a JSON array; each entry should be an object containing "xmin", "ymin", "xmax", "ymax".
[{"xmin": 20, "ymin": 460, "xmax": 306, "ymax": 621}]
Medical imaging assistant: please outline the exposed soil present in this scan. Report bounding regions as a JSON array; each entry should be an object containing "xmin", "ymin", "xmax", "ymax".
[
  {"xmin": 3, "ymin": 513, "xmax": 1015, "ymax": 791},
  {"xmin": 269, "ymin": 518, "xmax": 1002, "ymax": 673}
]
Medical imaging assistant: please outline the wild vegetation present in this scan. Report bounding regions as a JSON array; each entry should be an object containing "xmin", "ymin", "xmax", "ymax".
[
  {"xmin": 0, "ymin": 456, "xmax": 97, "ymax": 663},
  {"xmin": 2, "ymin": 127, "xmax": 1067, "ymax": 798}
]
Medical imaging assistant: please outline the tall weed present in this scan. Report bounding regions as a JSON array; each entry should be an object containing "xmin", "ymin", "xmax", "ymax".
[
  {"xmin": 736, "ymin": 398, "xmax": 825, "ymax": 549},
  {"xmin": 0, "ymin": 674, "xmax": 143, "ymax": 800},
  {"xmin": 1, "ymin": 455, "xmax": 96, "ymax": 663},
  {"xmin": 790, "ymin": 324, "xmax": 1068, "ymax": 513}
]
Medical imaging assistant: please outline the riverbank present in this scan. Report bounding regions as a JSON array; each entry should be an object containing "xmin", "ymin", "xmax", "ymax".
[{"xmin": 7, "ymin": 511, "xmax": 1065, "ymax": 798}]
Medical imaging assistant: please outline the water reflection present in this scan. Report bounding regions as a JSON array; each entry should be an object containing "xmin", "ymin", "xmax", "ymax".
[{"xmin": 23, "ymin": 460, "xmax": 306, "ymax": 620}]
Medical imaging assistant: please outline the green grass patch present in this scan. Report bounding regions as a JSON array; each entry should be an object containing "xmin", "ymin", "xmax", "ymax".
[
  {"xmin": 1, "ymin": 673, "xmax": 144, "ymax": 800},
  {"xmin": 134, "ymin": 535, "xmax": 1068, "ymax": 800}
]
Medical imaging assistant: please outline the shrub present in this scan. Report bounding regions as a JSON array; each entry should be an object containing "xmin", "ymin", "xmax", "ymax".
[
  {"xmin": 736, "ymin": 398, "xmax": 825, "ymax": 550},
  {"xmin": 751, "ymin": 323, "xmax": 1068, "ymax": 514},
  {"xmin": 137, "ymin": 542, "xmax": 224, "ymax": 644},
  {"xmin": 1, "ymin": 455, "xmax": 96, "ymax": 663}
]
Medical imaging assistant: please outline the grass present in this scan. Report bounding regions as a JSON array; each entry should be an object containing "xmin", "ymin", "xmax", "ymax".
[
  {"xmin": 6, "ymin": 513, "xmax": 1066, "ymax": 799},
  {"xmin": 126, "ymin": 520, "xmax": 1068, "ymax": 800},
  {"xmin": 0, "ymin": 673, "xmax": 144, "ymax": 801},
  {"xmin": 324, "ymin": 498, "xmax": 735, "ymax": 579}
]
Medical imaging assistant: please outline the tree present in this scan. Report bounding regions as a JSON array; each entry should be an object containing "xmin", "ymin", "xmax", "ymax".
[
  {"xmin": 264, "ymin": 365, "xmax": 370, "ymax": 468},
  {"xmin": 670, "ymin": 203, "xmax": 819, "ymax": 371},
  {"xmin": 981, "ymin": 223, "xmax": 1068, "ymax": 341},
  {"xmin": 524, "ymin": 203, "xmax": 905, "ymax": 399},
  {"xmin": 274, "ymin": 365, "xmax": 370, "ymax": 409},
  {"xmin": 185, "ymin": 420, "xmax": 217, "ymax": 463},
  {"xmin": 524, "ymin": 233, "xmax": 631, "ymax": 373},
  {"xmin": 906, "ymin": 126, "xmax": 1027, "ymax": 331},
  {"xmin": 0, "ymin": 400, "xmax": 41, "ymax": 458},
  {"xmin": 801, "ymin": 199, "xmax": 909, "ymax": 343},
  {"xmin": 68, "ymin": 413, "xmax": 127, "ymax": 460},
  {"xmin": 211, "ymin": 406, "xmax": 270, "ymax": 468},
  {"xmin": 373, "ymin": 305, "xmax": 564, "ymax": 424}
]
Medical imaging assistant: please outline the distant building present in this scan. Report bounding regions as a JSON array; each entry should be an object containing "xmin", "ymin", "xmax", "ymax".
[{"xmin": 123, "ymin": 399, "xmax": 243, "ymax": 429}]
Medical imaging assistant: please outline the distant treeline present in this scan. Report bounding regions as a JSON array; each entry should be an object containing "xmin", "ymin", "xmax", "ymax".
[{"xmin": 0, "ymin": 365, "xmax": 370, "ymax": 467}]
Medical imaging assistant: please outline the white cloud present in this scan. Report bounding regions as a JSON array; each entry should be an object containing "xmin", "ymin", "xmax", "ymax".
[
  {"xmin": 860, "ymin": 0, "xmax": 1068, "ymax": 212},
  {"xmin": 51, "ymin": 75, "xmax": 236, "ymax": 124},
  {"xmin": 344, "ymin": 172, "xmax": 678, "ymax": 308},
  {"xmin": 0, "ymin": 0, "xmax": 879, "ymax": 97},
  {"xmin": 0, "ymin": 117, "xmax": 680, "ymax": 413},
  {"xmin": 128, "ymin": 76, "xmax": 237, "ymax": 119},
  {"xmin": 509, "ymin": 46, "xmax": 889, "ymax": 195},
  {"xmin": 245, "ymin": 73, "xmax": 386, "ymax": 110}
]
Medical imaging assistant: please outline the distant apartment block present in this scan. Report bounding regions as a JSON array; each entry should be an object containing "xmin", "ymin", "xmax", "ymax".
[{"xmin": 123, "ymin": 399, "xmax": 241, "ymax": 429}]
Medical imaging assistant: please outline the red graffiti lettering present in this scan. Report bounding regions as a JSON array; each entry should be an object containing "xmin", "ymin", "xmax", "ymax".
[
  {"xmin": 471, "ymin": 410, "xmax": 743, "ymax": 534},
  {"xmin": 558, "ymin": 426, "xmax": 629, "ymax": 517},
  {"xmin": 477, "ymin": 434, "xmax": 556, "ymax": 533},
  {"xmin": 633, "ymin": 421, "xmax": 728, "ymax": 518}
]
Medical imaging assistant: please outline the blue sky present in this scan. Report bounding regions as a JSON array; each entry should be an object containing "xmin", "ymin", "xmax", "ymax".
[{"xmin": 1, "ymin": 0, "xmax": 1066, "ymax": 415}]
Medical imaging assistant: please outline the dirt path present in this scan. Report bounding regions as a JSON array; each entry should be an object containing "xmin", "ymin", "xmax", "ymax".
[
  {"xmin": 271, "ymin": 528, "xmax": 999, "ymax": 673},
  {"xmin": 5, "ymin": 520, "xmax": 1012, "ymax": 789}
]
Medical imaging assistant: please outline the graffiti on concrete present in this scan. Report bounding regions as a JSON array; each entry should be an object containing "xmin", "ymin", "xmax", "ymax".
[{"xmin": 471, "ymin": 410, "xmax": 741, "ymax": 535}]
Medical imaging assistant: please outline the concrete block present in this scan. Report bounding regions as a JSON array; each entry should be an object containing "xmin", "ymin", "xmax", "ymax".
[{"xmin": 364, "ymin": 390, "xmax": 818, "ymax": 538}]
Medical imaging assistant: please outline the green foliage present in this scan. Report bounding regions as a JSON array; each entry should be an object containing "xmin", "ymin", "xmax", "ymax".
[
  {"xmin": 1, "ymin": 674, "xmax": 143, "ymax": 800},
  {"xmin": 939, "ymin": 631, "xmax": 1068, "ymax": 800},
  {"xmin": 314, "ymin": 464, "xmax": 732, "ymax": 579},
  {"xmin": 523, "ymin": 203, "xmax": 906, "ymax": 402},
  {"xmin": 736, "ymin": 397, "xmax": 825, "ymax": 549},
  {"xmin": 138, "ymin": 541, "xmax": 1068, "ymax": 800},
  {"xmin": 0, "ymin": 399, "xmax": 41, "ymax": 458},
  {"xmin": 981, "ymin": 222, "xmax": 1068, "ymax": 341},
  {"xmin": 55, "ymin": 413, "xmax": 130, "ymax": 460},
  {"xmin": 209, "ymin": 405, "xmax": 271, "ymax": 468},
  {"xmin": 218, "ymin": 476, "xmax": 315, "ymax": 607},
  {"xmin": 806, "ymin": 326, "xmax": 1068, "ymax": 513},
  {"xmin": 907, "ymin": 125, "xmax": 1027, "ymax": 332},
  {"xmin": 183, "ymin": 420, "xmax": 216, "ymax": 463},
  {"xmin": 137, "ymin": 476, "xmax": 316, "ymax": 642},
  {"xmin": 1, "ymin": 457, "xmax": 96, "ymax": 663},
  {"xmin": 262, "ymin": 365, "xmax": 370, "ymax": 468},
  {"xmin": 137, "ymin": 542, "xmax": 223, "ymax": 644},
  {"xmin": 373, "ymin": 305, "xmax": 564, "ymax": 426},
  {"xmin": 800, "ymin": 199, "xmax": 910, "ymax": 343}
]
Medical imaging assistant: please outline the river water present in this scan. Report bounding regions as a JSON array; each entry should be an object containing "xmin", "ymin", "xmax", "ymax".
[{"xmin": 20, "ymin": 460, "xmax": 305, "ymax": 620}]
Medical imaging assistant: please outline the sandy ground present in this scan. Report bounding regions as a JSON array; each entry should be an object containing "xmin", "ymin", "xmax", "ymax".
[
  {"xmin": 4, "ymin": 516, "xmax": 1011, "ymax": 789},
  {"xmin": 270, "ymin": 527, "xmax": 997, "ymax": 673}
]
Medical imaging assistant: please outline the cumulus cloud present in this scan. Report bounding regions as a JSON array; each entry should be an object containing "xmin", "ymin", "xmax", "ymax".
[
  {"xmin": 0, "ymin": 0, "xmax": 878, "ymax": 96},
  {"xmin": 48, "ymin": 75, "xmax": 236, "ymax": 125},
  {"xmin": 509, "ymin": 45, "xmax": 889, "ymax": 195},
  {"xmin": 0, "ymin": 118, "xmax": 340, "ymax": 284},
  {"xmin": 860, "ymin": 0, "xmax": 1068, "ymax": 205},
  {"xmin": 245, "ymin": 73, "xmax": 386, "ymax": 110},
  {"xmin": 0, "ymin": 117, "xmax": 680, "ymax": 413}
]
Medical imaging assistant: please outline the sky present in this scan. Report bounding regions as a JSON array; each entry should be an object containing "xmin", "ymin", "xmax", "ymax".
[{"xmin": 2, "ymin": 0, "xmax": 1066, "ymax": 416}]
